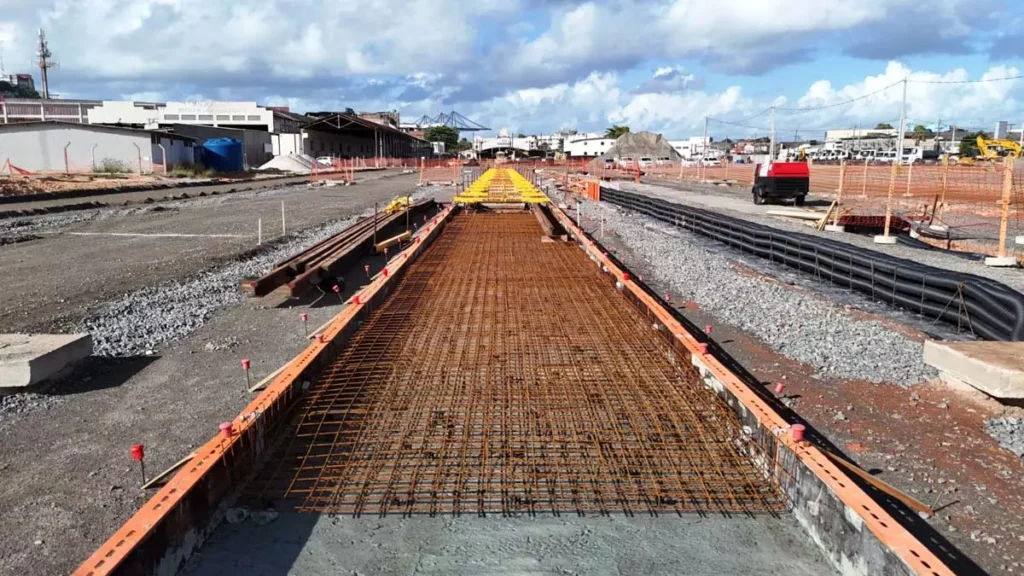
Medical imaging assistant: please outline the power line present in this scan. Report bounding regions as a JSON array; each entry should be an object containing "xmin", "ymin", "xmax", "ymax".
[
  {"xmin": 774, "ymin": 79, "xmax": 903, "ymax": 112},
  {"xmin": 908, "ymin": 74, "xmax": 1023, "ymax": 85}
]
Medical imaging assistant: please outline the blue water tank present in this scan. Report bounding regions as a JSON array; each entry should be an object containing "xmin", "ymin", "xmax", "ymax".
[{"xmin": 201, "ymin": 138, "xmax": 244, "ymax": 172}]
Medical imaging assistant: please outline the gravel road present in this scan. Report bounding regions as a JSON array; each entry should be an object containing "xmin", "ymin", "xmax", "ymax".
[
  {"xmin": 0, "ymin": 172, "xmax": 421, "ymax": 334},
  {"xmin": 0, "ymin": 185, "xmax": 449, "ymax": 576},
  {"xmin": 570, "ymin": 193, "xmax": 935, "ymax": 386},
  {"xmin": 620, "ymin": 180, "xmax": 1024, "ymax": 292}
]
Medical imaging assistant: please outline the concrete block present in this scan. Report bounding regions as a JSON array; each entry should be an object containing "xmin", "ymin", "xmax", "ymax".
[
  {"xmin": 0, "ymin": 333, "xmax": 92, "ymax": 389},
  {"xmin": 823, "ymin": 224, "xmax": 846, "ymax": 233},
  {"xmin": 873, "ymin": 234, "xmax": 898, "ymax": 244},
  {"xmin": 984, "ymin": 256, "xmax": 1019, "ymax": 268},
  {"xmin": 1016, "ymin": 235, "xmax": 1024, "ymax": 245},
  {"xmin": 923, "ymin": 340, "xmax": 1024, "ymax": 399}
]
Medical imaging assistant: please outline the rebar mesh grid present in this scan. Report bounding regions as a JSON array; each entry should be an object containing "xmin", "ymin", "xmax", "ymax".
[{"xmin": 245, "ymin": 212, "xmax": 785, "ymax": 517}]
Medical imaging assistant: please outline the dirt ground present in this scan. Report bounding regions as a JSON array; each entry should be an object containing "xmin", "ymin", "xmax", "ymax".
[
  {"xmin": 0, "ymin": 171, "xmax": 417, "ymax": 334},
  {"xmin": 0, "ymin": 169, "xmax": 309, "ymax": 198},
  {"xmin": 587, "ymin": 218, "xmax": 1024, "ymax": 576},
  {"xmin": 0, "ymin": 175, "xmax": 422, "ymax": 576}
]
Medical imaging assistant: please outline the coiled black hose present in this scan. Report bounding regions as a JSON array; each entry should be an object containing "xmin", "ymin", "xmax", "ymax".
[{"xmin": 600, "ymin": 187, "xmax": 1024, "ymax": 341}]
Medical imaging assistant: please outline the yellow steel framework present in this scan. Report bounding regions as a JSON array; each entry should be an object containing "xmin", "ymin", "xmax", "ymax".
[{"xmin": 454, "ymin": 168, "xmax": 550, "ymax": 204}]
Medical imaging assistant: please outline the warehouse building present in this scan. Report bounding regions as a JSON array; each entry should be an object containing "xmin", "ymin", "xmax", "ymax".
[
  {"xmin": 300, "ymin": 113, "xmax": 430, "ymax": 158},
  {"xmin": 0, "ymin": 121, "xmax": 194, "ymax": 173}
]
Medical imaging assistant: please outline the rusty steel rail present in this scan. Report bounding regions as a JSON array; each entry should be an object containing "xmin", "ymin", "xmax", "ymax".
[
  {"xmin": 240, "ymin": 200, "xmax": 434, "ymax": 297},
  {"xmin": 241, "ymin": 212, "xmax": 783, "ymax": 517}
]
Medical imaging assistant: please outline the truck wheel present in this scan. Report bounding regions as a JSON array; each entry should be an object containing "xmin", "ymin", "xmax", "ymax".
[
  {"xmin": 752, "ymin": 187, "xmax": 765, "ymax": 205},
  {"xmin": 794, "ymin": 195, "xmax": 806, "ymax": 207}
]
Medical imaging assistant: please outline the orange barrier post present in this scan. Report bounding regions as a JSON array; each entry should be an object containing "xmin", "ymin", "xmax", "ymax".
[{"xmin": 998, "ymin": 157, "xmax": 1013, "ymax": 258}]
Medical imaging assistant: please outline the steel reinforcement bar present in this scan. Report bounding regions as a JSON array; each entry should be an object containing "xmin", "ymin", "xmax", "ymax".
[
  {"xmin": 238, "ymin": 212, "xmax": 783, "ymax": 517},
  {"xmin": 600, "ymin": 186, "xmax": 1024, "ymax": 341}
]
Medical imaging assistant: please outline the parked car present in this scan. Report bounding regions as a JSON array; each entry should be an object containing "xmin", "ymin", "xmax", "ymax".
[
  {"xmin": 316, "ymin": 156, "xmax": 333, "ymax": 166},
  {"xmin": 700, "ymin": 158, "xmax": 721, "ymax": 167},
  {"xmin": 638, "ymin": 157, "xmax": 653, "ymax": 168}
]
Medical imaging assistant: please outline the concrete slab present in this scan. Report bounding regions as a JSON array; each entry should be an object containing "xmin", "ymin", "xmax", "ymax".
[
  {"xmin": 984, "ymin": 256, "xmax": 1019, "ymax": 268},
  {"xmin": 923, "ymin": 340, "xmax": 1024, "ymax": 399},
  {"xmin": 873, "ymin": 234, "xmax": 898, "ymax": 244},
  {"xmin": 0, "ymin": 333, "xmax": 92, "ymax": 389},
  {"xmin": 824, "ymin": 224, "xmax": 846, "ymax": 233}
]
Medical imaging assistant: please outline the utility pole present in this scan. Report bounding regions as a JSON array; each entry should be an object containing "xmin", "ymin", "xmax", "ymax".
[
  {"xmin": 769, "ymin": 107, "xmax": 776, "ymax": 163},
  {"xmin": 877, "ymin": 78, "xmax": 907, "ymax": 244},
  {"xmin": 701, "ymin": 117, "xmax": 709, "ymax": 179},
  {"xmin": 35, "ymin": 28, "xmax": 58, "ymax": 99}
]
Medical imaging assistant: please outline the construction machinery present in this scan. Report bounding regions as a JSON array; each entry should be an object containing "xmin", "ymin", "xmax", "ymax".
[
  {"xmin": 751, "ymin": 161, "xmax": 810, "ymax": 205},
  {"xmin": 957, "ymin": 136, "xmax": 1022, "ymax": 165}
]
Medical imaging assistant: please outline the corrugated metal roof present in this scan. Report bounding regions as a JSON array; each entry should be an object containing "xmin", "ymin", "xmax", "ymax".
[{"xmin": 0, "ymin": 120, "xmax": 196, "ymax": 141}]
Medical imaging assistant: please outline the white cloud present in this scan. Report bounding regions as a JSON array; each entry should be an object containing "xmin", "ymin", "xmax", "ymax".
[{"xmin": 790, "ymin": 62, "xmax": 1021, "ymax": 129}]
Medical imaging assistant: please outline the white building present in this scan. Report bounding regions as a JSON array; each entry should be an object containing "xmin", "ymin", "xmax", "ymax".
[
  {"xmin": 564, "ymin": 134, "xmax": 615, "ymax": 157},
  {"xmin": 668, "ymin": 136, "xmax": 712, "ymax": 159},
  {"xmin": 0, "ymin": 121, "xmax": 194, "ymax": 173},
  {"xmin": 85, "ymin": 101, "xmax": 162, "ymax": 128},
  {"xmin": 158, "ymin": 101, "xmax": 275, "ymax": 132}
]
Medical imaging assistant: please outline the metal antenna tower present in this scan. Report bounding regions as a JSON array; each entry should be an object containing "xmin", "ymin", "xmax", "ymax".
[{"xmin": 36, "ymin": 28, "xmax": 59, "ymax": 98}]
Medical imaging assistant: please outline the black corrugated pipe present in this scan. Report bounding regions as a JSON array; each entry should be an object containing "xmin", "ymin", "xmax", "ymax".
[{"xmin": 599, "ymin": 187, "xmax": 1024, "ymax": 341}]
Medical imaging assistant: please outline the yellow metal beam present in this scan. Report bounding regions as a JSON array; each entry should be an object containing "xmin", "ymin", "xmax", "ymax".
[{"xmin": 455, "ymin": 168, "xmax": 550, "ymax": 204}]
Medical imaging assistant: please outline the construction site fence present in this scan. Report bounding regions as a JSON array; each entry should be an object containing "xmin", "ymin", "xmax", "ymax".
[
  {"xmin": 592, "ymin": 159, "xmax": 1024, "ymax": 260},
  {"xmin": 1, "ymin": 153, "xmax": 165, "ymax": 177},
  {"xmin": 419, "ymin": 158, "xmax": 463, "ymax": 185}
]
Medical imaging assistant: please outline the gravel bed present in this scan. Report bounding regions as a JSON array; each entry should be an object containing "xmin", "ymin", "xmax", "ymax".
[
  {"xmin": 620, "ymin": 181, "xmax": 1024, "ymax": 294},
  {"xmin": 76, "ymin": 185, "xmax": 442, "ymax": 357},
  {"xmin": 581, "ymin": 197, "xmax": 935, "ymax": 386},
  {"xmin": 986, "ymin": 417, "xmax": 1024, "ymax": 458},
  {"xmin": 0, "ymin": 392, "xmax": 64, "ymax": 425}
]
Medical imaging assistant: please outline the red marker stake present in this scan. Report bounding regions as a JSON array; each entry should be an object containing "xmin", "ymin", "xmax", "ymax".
[
  {"xmin": 131, "ymin": 444, "xmax": 146, "ymax": 485},
  {"xmin": 332, "ymin": 284, "xmax": 343, "ymax": 304},
  {"xmin": 705, "ymin": 325, "xmax": 713, "ymax": 336},
  {"xmin": 364, "ymin": 264, "xmax": 371, "ymax": 279},
  {"xmin": 300, "ymin": 313, "xmax": 309, "ymax": 337},
  {"xmin": 773, "ymin": 383, "xmax": 785, "ymax": 396},
  {"xmin": 241, "ymin": 359, "xmax": 251, "ymax": 390}
]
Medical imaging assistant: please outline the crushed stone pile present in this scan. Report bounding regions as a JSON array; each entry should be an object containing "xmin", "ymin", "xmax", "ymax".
[
  {"xmin": 258, "ymin": 154, "xmax": 316, "ymax": 174},
  {"xmin": 603, "ymin": 131, "xmax": 682, "ymax": 161},
  {"xmin": 987, "ymin": 417, "xmax": 1024, "ymax": 458}
]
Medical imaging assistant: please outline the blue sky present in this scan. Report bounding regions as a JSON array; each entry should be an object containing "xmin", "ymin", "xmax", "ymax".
[{"xmin": 1, "ymin": 0, "xmax": 1023, "ymax": 138}]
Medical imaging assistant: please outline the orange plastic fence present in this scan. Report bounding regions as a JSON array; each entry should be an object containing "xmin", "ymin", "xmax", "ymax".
[
  {"xmin": 310, "ymin": 158, "xmax": 355, "ymax": 184},
  {"xmin": 418, "ymin": 158, "xmax": 462, "ymax": 185}
]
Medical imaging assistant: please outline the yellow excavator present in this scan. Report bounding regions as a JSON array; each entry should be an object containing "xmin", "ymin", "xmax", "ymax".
[{"xmin": 957, "ymin": 136, "xmax": 1023, "ymax": 165}]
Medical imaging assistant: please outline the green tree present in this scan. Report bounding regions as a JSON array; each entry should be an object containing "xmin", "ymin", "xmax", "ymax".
[
  {"xmin": 516, "ymin": 133, "xmax": 526, "ymax": 139},
  {"xmin": 604, "ymin": 125, "xmax": 630, "ymax": 139},
  {"xmin": 424, "ymin": 125, "xmax": 460, "ymax": 151},
  {"xmin": 874, "ymin": 122, "xmax": 894, "ymax": 130},
  {"xmin": 454, "ymin": 137, "xmax": 473, "ymax": 153},
  {"xmin": 959, "ymin": 131, "xmax": 986, "ymax": 157},
  {"xmin": 0, "ymin": 81, "xmax": 40, "ymax": 99},
  {"xmin": 911, "ymin": 125, "xmax": 934, "ymax": 145}
]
